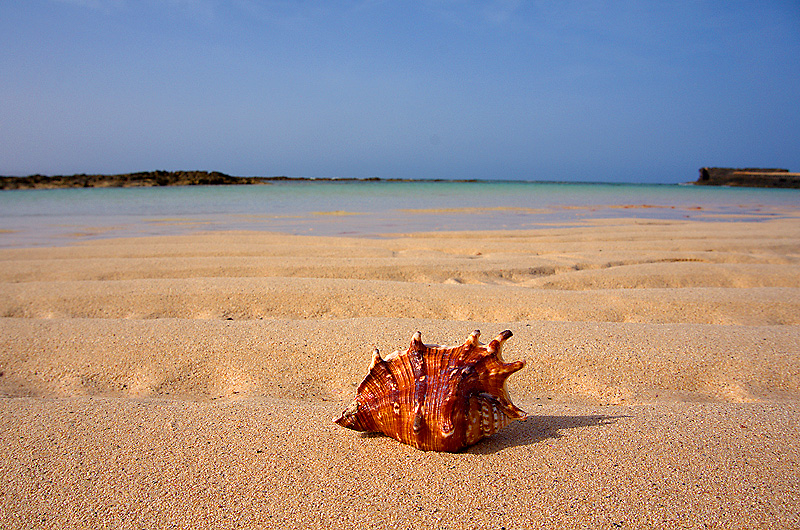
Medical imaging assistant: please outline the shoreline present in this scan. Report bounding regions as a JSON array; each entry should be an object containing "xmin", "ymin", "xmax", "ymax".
[{"xmin": 3, "ymin": 197, "xmax": 799, "ymax": 251}]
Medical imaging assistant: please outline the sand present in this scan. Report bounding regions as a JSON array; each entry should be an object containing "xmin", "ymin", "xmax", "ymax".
[{"xmin": 1, "ymin": 217, "xmax": 799, "ymax": 528}]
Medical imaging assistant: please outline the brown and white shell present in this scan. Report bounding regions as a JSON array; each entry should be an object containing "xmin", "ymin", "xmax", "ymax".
[{"xmin": 335, "ymin": 330, "xmax": 526, "ymax": 452}]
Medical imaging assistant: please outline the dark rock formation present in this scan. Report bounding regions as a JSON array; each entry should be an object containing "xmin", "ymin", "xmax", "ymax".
[
  {"xmin": 696, "ymin": 167, "xmax": 800, "ymax": 188},
  {"xmin": 0, "ymin": 172, "xmax": 479, "ymax": 190},
  {"xmin": 0, "ymin": 171, "xmax": 273, "ymax": 190}
]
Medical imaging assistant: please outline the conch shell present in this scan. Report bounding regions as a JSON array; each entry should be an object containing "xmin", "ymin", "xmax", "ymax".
[{"xmin": 335, "ymin": 330, "xmax": 526, "ymax": 452}]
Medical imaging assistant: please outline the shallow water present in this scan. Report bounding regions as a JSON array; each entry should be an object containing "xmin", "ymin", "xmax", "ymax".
[{"xmin": 1, "ymin": 180, "xmax": 798, "ymax": 247}]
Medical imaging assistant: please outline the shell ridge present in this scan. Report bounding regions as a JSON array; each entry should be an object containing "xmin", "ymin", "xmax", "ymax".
[
  {"xmin": 391, "ymin": 345, "xmax": 416, "ymax": 445},
  {"xmin": 436, "ymin": 331, "xmax": 486, "ymax": 439},
  {"xmin": 409, "ymin": 333, "xmax": 428, "ymax": 437},
  {"xmin": 425, "ymin": 347, "xmax": 447, "ymax": 436},
  {"xmin": 477, "ymin": 391, "xmax": 527, "ymax": 420},
  {"xmin": 434, "ymin": 332, "xmax": 478, "ymax": 436}
]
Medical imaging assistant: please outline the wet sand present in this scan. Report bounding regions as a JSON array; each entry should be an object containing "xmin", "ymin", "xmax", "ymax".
[{"xmin": 1, "ymin": 217, "xmax": 799, "ymax": 528}]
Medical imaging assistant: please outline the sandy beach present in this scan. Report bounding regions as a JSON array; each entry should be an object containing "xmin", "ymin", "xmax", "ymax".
[{"xmin": 1, "ymin": 216, "xmax": 799, "ymax": 528}]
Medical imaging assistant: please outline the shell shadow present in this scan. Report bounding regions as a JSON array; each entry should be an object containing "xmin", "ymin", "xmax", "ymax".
[{"xmin": 466, "ymin": 413, "xmax": 627, "ymax": 455}]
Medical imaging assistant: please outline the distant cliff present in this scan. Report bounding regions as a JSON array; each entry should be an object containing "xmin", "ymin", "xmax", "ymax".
[
  {"xmin": 0, "ymin": 170, "xmax": 272, "ymax": 190},
  {"xmin": 696, "ymin": 167, "xmax": 800, "ymax": 188}
]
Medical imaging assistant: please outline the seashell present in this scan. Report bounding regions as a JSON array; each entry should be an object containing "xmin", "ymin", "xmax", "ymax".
[{"xmin": 335, "ymin": 329, "xmax": 526, "ymax": 452}]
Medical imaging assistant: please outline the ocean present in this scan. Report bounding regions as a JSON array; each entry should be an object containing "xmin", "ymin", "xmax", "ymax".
[{"xmin": 1, "ymin": 180, "xmax": 798, "ymax": 247}]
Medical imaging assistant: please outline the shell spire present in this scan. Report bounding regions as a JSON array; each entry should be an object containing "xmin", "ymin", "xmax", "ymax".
[{"xmin": 335, "ymin": 330, "xmax": 526, "ymax": 452}]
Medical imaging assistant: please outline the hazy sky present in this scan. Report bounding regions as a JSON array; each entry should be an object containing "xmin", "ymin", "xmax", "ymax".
[{"xmin": 2, "ymin": 1, "xmax": 799, "ymax": 182}]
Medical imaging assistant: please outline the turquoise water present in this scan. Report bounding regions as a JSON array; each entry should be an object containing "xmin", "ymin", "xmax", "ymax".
[{"xmin": 1, "ymin": 180, "xmax": 798, "ymax": 247}]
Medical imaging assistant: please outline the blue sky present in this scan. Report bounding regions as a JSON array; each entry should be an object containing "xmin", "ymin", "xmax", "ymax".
[{"xmin": 1, "ymin": 1, "xmax": 799, "ymax": 182}]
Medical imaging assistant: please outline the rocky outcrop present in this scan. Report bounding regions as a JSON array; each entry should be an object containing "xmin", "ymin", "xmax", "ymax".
[
  {"xmin": 696, "ymin": 167, "xmax": 800, "ymax": 188},
  {"xmin": 0, "ymin": 172, "xmax": 479, "ymax": 190},
  {"xmin": 0, "ymin": 171, "xmax": 273, "ymax": 190}
]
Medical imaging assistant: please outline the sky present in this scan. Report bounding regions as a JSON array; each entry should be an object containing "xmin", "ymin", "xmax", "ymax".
[{"xmin": 1, "ymin": 1, "xmax": 799, "ymax": 183}]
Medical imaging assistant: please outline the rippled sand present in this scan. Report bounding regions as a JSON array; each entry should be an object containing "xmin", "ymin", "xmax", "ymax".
[{"xmin": 1, "ymin": 217, "xmax": 799, "ymax": 528}]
